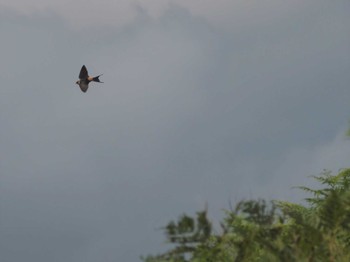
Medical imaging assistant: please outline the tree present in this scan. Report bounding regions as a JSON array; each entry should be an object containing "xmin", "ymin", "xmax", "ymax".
[{"xmin": 142, "ymin": 169, "xmax": 350, "ymax": 261}]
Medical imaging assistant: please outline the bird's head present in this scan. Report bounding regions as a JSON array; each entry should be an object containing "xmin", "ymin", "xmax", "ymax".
[{"xmin": 76, "ymin": 80, "xmax": 80, "ymax": 85}]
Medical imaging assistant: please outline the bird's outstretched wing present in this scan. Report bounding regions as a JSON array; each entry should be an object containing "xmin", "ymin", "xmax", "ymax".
[
  {"xmin": 79, "ymin": 65, "xmax": 88, "ymax": 79},
  {"xmin": 79, "ymin": 80, "xmax": 89, "ymax": 93}
]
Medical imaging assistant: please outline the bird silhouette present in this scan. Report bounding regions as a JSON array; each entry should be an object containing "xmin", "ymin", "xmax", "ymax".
[{"xmin": 76, "ymin": 65, "xmax": 103, "ymax": 93}]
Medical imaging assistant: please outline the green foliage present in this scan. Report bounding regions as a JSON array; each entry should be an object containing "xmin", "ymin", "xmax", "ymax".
[
  {"xmin": 142, "ymin": 169, "xmax": 350, "ymax": 261},
  {"xmin": 141, "ymin": 210, "xmax": 212, "ymax": 262}
]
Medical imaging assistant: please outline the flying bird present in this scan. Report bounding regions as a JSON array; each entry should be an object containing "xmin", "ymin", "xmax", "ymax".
[{"xmin": 76, "ymin": 65, "xmax": 103, "ymax": 92}]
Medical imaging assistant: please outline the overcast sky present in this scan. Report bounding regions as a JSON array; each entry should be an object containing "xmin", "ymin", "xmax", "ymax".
[{"xmin": 0, "ymin": 1, "xmax": 350, "ymax": 261}]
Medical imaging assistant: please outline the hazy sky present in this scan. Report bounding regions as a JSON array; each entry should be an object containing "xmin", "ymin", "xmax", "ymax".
[{"xmin": 0, "ymin": 1, "xmax": 350, "ymax": 261}]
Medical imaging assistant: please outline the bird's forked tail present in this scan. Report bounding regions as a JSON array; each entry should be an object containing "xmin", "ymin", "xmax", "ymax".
[{"xmin": 92, "ymin": 75, "xmax": 103, "ymax": 83}]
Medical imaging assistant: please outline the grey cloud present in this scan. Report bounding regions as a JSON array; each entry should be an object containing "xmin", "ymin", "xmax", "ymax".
[{"xmin": 0, "ymin": 2, "xmax": 350, "ymax": 261}]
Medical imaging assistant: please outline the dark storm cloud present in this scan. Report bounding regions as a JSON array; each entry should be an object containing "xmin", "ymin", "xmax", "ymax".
[{"xmin": 0, "ymin": 2, "xmax": 350, "ymax": 261}]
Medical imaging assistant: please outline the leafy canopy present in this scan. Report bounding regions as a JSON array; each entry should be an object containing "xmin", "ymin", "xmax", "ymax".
[{"xmin": 142, "ymin": 169, "xmax": 350, "ymax": 262}]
